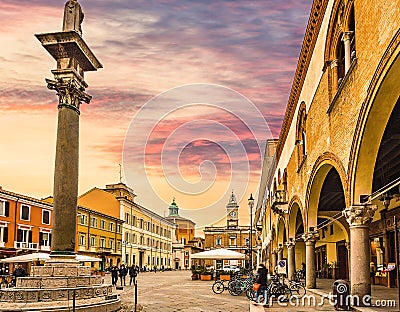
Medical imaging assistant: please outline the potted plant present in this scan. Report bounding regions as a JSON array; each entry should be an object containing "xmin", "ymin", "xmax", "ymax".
[
  {"xmin": 219, "ymin": 270, "xmax": 231, "ymax": 281},
  {"xmin": 191, "ymin": 266, "xmax": 200, "ymax": 280},
  {"xmin": 200, "ymin": 268, "xmax": 213, "ymax": 281}
]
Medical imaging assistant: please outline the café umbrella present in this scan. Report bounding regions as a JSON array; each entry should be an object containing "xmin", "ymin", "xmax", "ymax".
[{"xmin": 0, "ymin": 252, "xmax": 101, "ymax": 263}]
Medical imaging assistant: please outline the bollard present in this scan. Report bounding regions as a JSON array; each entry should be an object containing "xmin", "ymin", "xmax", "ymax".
[{"xmin": 134, "ymin": 280, "xmax": 138, "ymax": 312}]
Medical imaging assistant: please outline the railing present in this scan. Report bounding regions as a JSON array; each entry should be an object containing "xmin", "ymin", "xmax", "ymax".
[
  {"xmin": 40, "ymin": 245, "xmax": 50, "ymax": 251},
  {"xmin": 271, "ymin": 190, "xmax": 288, "ymax": 215},
  {"xmin": 14, "ymin": 242, "xmax": 38, "ymax": 250}
]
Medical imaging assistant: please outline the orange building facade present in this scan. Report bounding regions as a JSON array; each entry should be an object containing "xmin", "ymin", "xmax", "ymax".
[{"xmin": 0, "ymin": 187, "xmax": 53, "ymax": 273}]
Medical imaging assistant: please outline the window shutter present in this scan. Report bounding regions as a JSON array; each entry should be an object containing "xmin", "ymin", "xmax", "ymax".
[
  {"xmin": 17, "ymin": 229, "xmax": 23, "ymax": 242},
  {"xmin": 4, "ymin": 202, "xmax": 9, "ymax": 217},
  {"xmin": 39, "ymin": 232, "xmax": 43, "ymax": 246},
  {"xmin": 28, "ymin": 230, "xmax": 32, "ymax": 243},
  {"xmin": 3, "ymin": 227, "xmax": 8, "ymax": 243},
  {"xmin": 49, "ymin": 233, "xmax": 52, "ymax": 247}
]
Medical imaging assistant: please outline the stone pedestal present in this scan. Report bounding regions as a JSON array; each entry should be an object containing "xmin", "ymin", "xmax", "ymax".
[
  {"xmin": 302, "ymin": 231, "xmax": 319, "ymax": 289},
  {"xmin": 285, "ymin": 240, "xmax": 296, "ymax": 281},
  {"xmin": 343, "ymin": 204, "xmax": 377, "ymax": 305}
]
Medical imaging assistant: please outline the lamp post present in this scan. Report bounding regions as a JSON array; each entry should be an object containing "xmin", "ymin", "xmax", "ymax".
[{"xmin": 248, "ymin": 193, "xmax": 254, "ymax": 271}]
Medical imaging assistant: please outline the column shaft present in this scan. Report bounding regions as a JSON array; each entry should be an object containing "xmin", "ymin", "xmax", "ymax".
[
  {"xmin": 305, "ymin": 241, "xmax": 317, "ymax": 289},
  {"xmin": 287, "ymin": 245, "xmax": 296, "ymax": 281},
  {"xmin": 342, "ymin": 32, "xmax": 352, "ymax": 73},
  {"xmin": 350, "ymin": 225, "xmax": 370, "ymax": 298},
  {"xmin": 52, "ymin": 106, "xmax": 79, "ymax": 253}
]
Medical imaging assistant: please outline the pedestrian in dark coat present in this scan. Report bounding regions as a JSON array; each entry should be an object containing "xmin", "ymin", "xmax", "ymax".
[
  {"xmin": 255, "ymin": 264, "xmax": 268, "ymax": 305},
  {"xmin": 111, "ymin": 266, "xmax": 118, "ymax": 286},
  {"xmin": 129, "ymin": 265, "xmax": 138, "ymax": 285},
  {"xmin": 119, "ymin": 264, "xmax": 127, "ymax": 286}
]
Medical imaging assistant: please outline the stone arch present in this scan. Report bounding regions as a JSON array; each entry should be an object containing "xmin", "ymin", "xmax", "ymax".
[
  {"xmin": 277, "ymin": 216, "xmax": 287, "ymax": 245},
  {"xmin": 287, "ymin": 197, "xmax": 305, "ymax": 238},
  {"xmin": 350, "ymin": 32, "xmax": 400, "ymax": 203},
  {"xmin": 306, "ymin": 152, "xmax": 349, "ymax": 228}
]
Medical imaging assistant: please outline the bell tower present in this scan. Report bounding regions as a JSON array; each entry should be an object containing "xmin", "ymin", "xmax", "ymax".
[{"xmin": 226, "ymin": 191, "xmax": 239, "ymax": 228}]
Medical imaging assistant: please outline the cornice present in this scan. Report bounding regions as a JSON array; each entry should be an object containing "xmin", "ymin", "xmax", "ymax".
[{"xmin": 275, "ymin": 0, "xmax": 329, "ymax": 167}]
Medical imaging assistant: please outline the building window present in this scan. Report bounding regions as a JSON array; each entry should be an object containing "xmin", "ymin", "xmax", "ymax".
[
  {"xmin": 216, "ymin": 237, "xmax": 222, "ymax": 246},
  {"xmin": 100, "ymin": 237, "xmax": 106, "ymax": 248},
  {"xmin": 0, "ymin": 226, "xmax": 9, "ymax": 243},
  {"xmin": 133, "ymin": 234, "xmax": 137, "ymax": 244},
  {"xmin": 90, "ymin": 217, "xmax": 97, "ymax": 228},
  {"xmin": 100, "ymin": 220, "xmax": 106, "ymax": 229},
  {"xmin": 90, "ymin": 236, "xmax": 96, "ymax": 247},
  {"xmin": 0, "ymin": 201, "xmax": 10, "ymax": 217},
  {"xmin": 20, "ymin": 205, "xmax": 30, "ymax": 221},
  {"xmin": 109, "ymin": 239, "xmax": 114, "ymax": 249},
  {"xmin": 125, "ymin": 232, "xmax": 129, "ymax": 242},
  {"xmin": 17, "ymin": 228, "xmax": 32, "ymax": 243},
  {"xmin": 245, "ymin": 237, "xmax": 250, "ymax": 246},
  {"xmin": 109, "ymin": 222, "xmax": 114, "ymax": 232},
  {"xmin": 39, "ymin": 232, "xmax": 51, "ymax": 247},
  {"xmin": 125, "ymin": 212, "xmax": 130, "ymax": 224},
  {"xmin": 117, "ymin": 224, "xmax": 121, "ymax": 233},
  {"xmin": 117, "ymin": 241, "xmax": 121, "ymax": 250},
  {"xmin": 133, "ymin": 216, "xmax": 137, "ymax": 227},
  {"xmin": 79, "ymin": 234, "xmax": 86, "ymax": 246},
  {"xmin": 42, "ymin": 210, "xmax": 51, "ymax": 225},
  {"xmin": 330, "ymin": 224, "xmax": 334, "ymax": 235},
  {"xmin": 229, "ymin": 237, "xmax": 236, "ymax": 246},
  {"xmin": 79, "ymin": 214, "xmax": 87, "ymax": 225}
]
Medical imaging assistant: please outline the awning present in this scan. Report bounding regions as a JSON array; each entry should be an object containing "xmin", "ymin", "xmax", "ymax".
[
  {"xmin": 0, "ymin": 252, "xmax": 101, "ymax": 263},
  {"xmin": 191, "ymin": 248, "xmax": 245, "ymax": 260}
]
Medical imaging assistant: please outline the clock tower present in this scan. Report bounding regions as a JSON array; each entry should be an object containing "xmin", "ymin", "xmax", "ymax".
[{"xmin": 226, "ymin": 191, "xmax": 239, "ymax": 228}]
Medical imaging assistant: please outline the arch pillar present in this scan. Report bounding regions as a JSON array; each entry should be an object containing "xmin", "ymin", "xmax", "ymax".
[
  {"xmin": 343, "ymin": 204, "xmax": 377, "ymax": 305},
  {"xmin": 285, "ymin": 239, "xmax": 296, "ymax": 281},
  {"xmin": 302, "ymin": 231, "xmax": 319, "ymax": 289}
]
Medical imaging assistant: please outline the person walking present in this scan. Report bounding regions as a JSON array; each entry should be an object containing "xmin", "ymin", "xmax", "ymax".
[
  {"xmin": 255, "ymin": 263, "xmax": 268, "ymax": 306},
  {"xmin": 119, "ymin": 264, "xmax": 127, "ymax": 286},
  {"xmin": 129, "ymin": 265, "xmax": 138, "ymax": 285},
  {"xmin": 111, "ymin": 265, "xmax": 118, "ymax": 286},
  {"xmin": 12, "ymin": 263, "xmax": 26, "ymax": 285}
]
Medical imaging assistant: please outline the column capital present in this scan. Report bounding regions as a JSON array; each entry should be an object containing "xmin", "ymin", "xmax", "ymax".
[
  {"xmin": 302, "ymin": 231, "xmax": 319, "ymax": 244},
  {"xmin": 275, "ymin": 245, "xmax": 283, "ymax": 253},
  {"xmin": 343, "ymin": 204, "xmax": 377, "ymax": 227},
  {"xmin": 330, "ymin": 58, "xmax": 339, "ymax": 68},
  {"xmin": 46, "ymin": 77, "xmax": 91, "ymax": 114},
  {"xmin": 342, "ymin": 31, "xmax": 354, "ymax": 42},
  {"xmin": 285, "ymin": 240, "xmax": 296, "ymax": 249}
]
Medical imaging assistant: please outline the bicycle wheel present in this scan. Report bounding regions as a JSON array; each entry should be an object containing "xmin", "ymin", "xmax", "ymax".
[
  {"xmin": 280, "ymin": 286, "xmax": 292, "ymax": 302},
  {"xmin": 290, "ymin": 283, "xmax": 306, "ymax": 298},
  {"xmin": 228, "ymin": 280, "xmax": 241, "ymax": 296},
  {"xmin": 246, "ymin": 288, "xmax": 256, "ymax": 301},
  {"xmin": 212, "ymin": 281, "xmax": 225, "ymax": 294}
]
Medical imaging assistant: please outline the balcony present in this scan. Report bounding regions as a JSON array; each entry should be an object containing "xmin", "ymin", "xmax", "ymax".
[
  {"xmin": 271, "ymin": 190, "xmax": 288, "ymax": 215},
  {"xmin": 97, "ymin": 247, "xmax": 112, "ymax": 254},
  {"xmin": 14, "ymin": 242, "xmax": 38, "ymax": 250},
  {"xmin": 40, "ymin": 245, "xmax": 51, "ymax": 251}
]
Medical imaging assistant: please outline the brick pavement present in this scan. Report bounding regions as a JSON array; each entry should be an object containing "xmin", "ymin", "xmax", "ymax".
[{"xmin": 111, "ymin": 270, "xmax": 250, "ymax": 312}]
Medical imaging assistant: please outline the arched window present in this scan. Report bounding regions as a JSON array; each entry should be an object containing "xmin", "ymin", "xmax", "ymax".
[
  {"xmin": 296, "ymin": 103, "xmax": 307, "ymax": 167},
  {"xmin": 325, "ymin": 1, "xmax": 356, "ymax": 96}
]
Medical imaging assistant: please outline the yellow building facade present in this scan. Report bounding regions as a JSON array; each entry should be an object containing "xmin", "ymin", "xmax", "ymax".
[{"xmin": 255, "ymin": 0, "xmax": 400, "ymax": 301}]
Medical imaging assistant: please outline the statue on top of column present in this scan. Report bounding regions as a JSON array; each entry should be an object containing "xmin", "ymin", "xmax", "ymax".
[{"xmin": 63, "ymin": 0, "xmax": 84, "ymax": 36}]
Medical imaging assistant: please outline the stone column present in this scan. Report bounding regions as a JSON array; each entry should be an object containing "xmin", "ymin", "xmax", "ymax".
[
  {"xmin": 277, "ymin": 245, "xmax": 283, "ymax": 262},
  {"xmin": 343, "ymin": 204, "xmax": 377, "ymax": 303},
  {"xmin": 48, "ymin": 79, "xmax": 89, "ymax": 255},
  {"xmin": 271, "ymin": 250, "xmax": 277, "ymax": 272},
  {"xmin": 342, "ymin": 31, "xmax": 353, "ymax": 73},
  {"xmin": 285, "ymin": 240, "xmax": 296, "ymax": 281},
  {"xmin": 302, "ymin": 231, "xmax": 319, "ymax": 289},
  {"xmin": 330, "ymin": 59, "xmax": 339, "ymax": 93}
]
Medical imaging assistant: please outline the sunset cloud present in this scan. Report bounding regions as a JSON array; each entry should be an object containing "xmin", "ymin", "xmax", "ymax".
[{"xmin": 0, "ymin": 0, "xmax": 312, "ymax": 224}]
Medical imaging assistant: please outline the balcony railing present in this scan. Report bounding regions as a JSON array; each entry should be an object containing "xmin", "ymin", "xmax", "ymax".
[
  {"xmin": 14, "ymin": 242, "xmax": 38, "ymax": 250},
  {"xmin": 40, "ymin": 245, "xmax": 51, "ymax": 251},
  {"xmin": 271, "ymin": 190, "xmax": 288, "ymax": 215}
]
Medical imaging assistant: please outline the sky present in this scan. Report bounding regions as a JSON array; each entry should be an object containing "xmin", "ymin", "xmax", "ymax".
[{"xmin": 0, "ymin": 0, "xmax": 312, "ymax": 230}]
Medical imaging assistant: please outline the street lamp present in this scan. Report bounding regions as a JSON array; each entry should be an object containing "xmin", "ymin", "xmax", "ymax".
[{"xmin": 248, "ymin": 193, "xmax": 254, "ymax": 271}]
